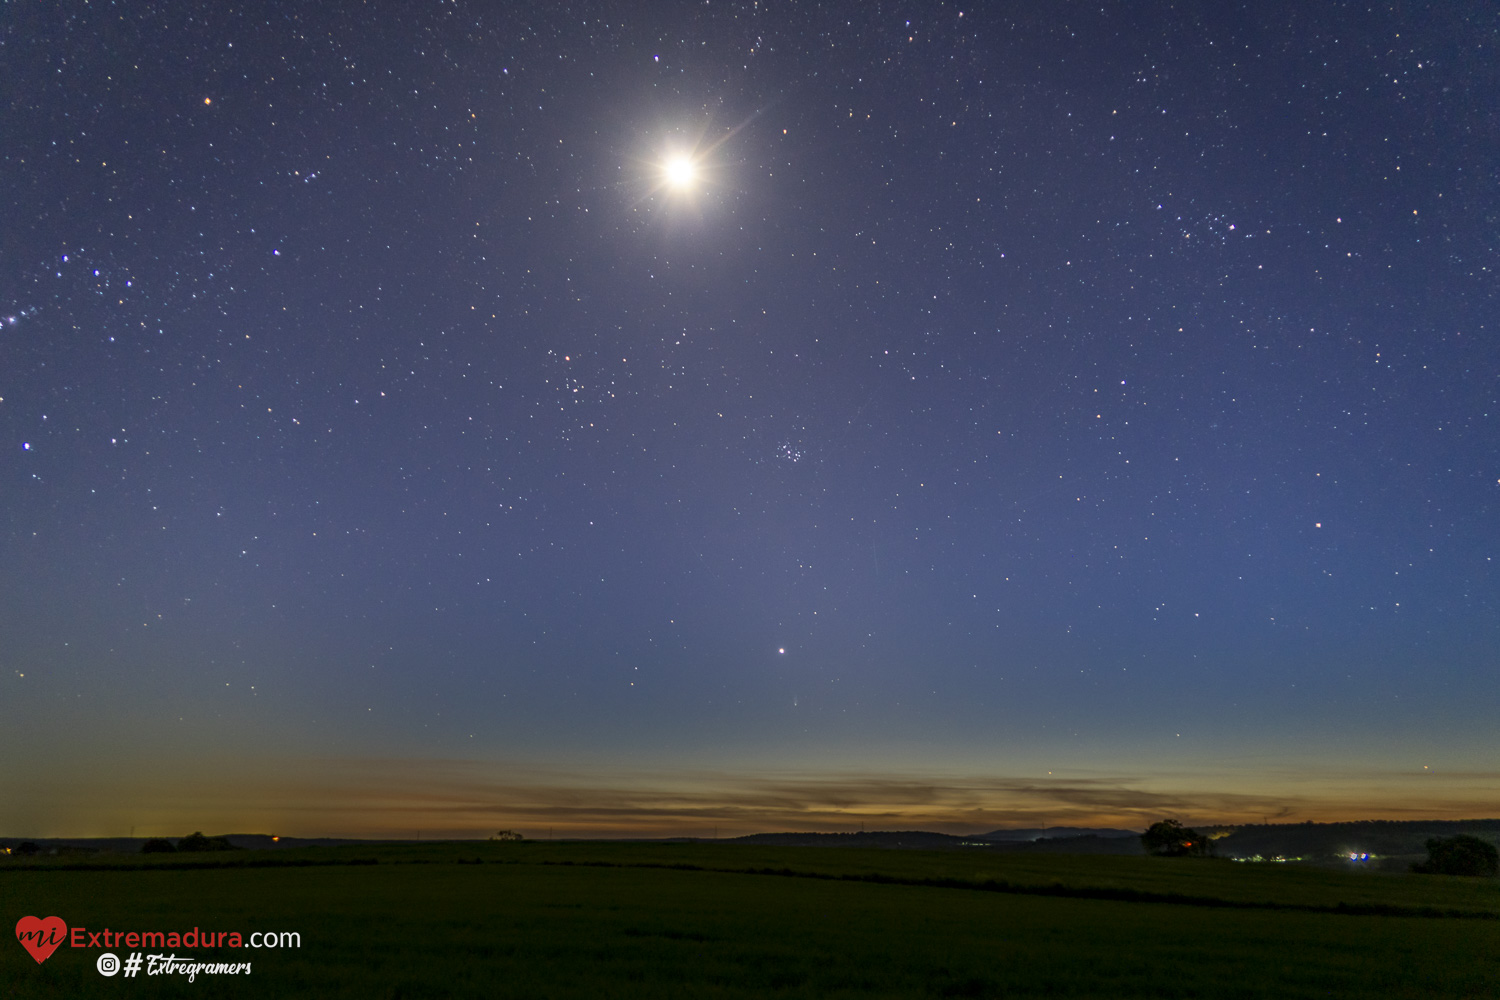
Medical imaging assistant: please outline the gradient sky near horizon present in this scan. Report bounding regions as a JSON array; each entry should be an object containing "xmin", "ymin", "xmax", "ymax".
[{"xmin": 3, "ymin": 1, "xmax": 1497, "ymax": 839}]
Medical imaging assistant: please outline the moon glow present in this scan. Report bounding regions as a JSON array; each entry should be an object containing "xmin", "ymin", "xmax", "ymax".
[{"xmin": 663, "ymin": 156, "xmax": 697, "ymax": 189}]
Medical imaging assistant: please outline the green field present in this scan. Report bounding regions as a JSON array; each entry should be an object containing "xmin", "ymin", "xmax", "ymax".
[{"xmin": 4, "ymin": 841, "xmax": 1498, "ymax": 998}]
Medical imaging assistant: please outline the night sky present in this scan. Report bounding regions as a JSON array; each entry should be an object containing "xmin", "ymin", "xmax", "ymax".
[{"xmin": 4, "ymin": 1, "xmax": 1497, "ymax": 838}]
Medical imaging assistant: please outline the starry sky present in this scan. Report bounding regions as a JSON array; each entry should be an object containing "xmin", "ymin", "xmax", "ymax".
[{"xmin": 3, "ymin": 1, "xmax": 1497, "ymax": 839}]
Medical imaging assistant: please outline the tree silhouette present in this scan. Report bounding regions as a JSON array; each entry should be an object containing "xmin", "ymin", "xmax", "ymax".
[
  {"xmin": 1141, "ymin": 819, "xmax": 1210, "ymax": 857},
  {"xmin": 176, "ymin": 831, "xmax": 236, "ymax": 852},
  {"xmin": 1412, "ymin": 834, "xmax": 1499, "ymax": 876}
]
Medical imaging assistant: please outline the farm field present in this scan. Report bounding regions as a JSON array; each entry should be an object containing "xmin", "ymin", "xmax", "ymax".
[{"xmin": 4, "ymin": 841, "xmax": 1498, "ymax": 998}]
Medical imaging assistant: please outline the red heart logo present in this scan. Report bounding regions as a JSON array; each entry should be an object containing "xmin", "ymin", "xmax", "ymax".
[{"xmin": 15, "ymin": 916, "xmax": 68, "ymax": 964}]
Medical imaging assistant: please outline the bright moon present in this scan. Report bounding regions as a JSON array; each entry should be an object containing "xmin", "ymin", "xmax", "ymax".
[{"xmin": 664, "ymin": 156, "xmax": 697, "ymax": 189}]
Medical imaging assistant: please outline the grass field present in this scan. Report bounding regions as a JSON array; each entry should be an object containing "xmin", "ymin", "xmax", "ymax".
[{"xmin": 4, "ymin": 841, "xmax": 1498, "ymax": 998}]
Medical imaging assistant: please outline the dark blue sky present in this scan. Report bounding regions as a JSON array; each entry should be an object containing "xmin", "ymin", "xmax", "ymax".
[{"xmin": 2, "ymin": 1, "xmax": 1496, "ymax": 837}]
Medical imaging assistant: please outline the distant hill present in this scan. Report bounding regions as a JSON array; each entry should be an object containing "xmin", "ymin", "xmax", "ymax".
[
  {"xmin": 5, "ymin": 820, "xmax": 1497, "ymax": 863},
  {"xmin": 978, "ymin": 827, "xmax": 1139, "ymax": 842},
  {"xmin": 728, "ymin": 820, "xmax": 1500, "ymax": 861},
  {"xmin": 0, "ymin": 834, "xmax": 401, "ymax": 856},
  {"xmin": 731, "ymin": 831, "xmax": 972, "ymax": 850},
  {"xmin": 727, "ymin": 830, "xmax": 1145, "ymax": 854}
]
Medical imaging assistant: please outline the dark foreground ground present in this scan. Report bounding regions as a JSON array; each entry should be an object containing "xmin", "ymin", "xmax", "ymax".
[{"xmin": 4, "ymin": 841, "xmax": 1498, "ymax": 998}]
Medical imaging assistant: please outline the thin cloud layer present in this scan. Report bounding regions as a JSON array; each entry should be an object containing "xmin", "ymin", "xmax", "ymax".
[{"xmin": 6, "ymin": 757, "xmax": 1495, "ymax": 838}]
